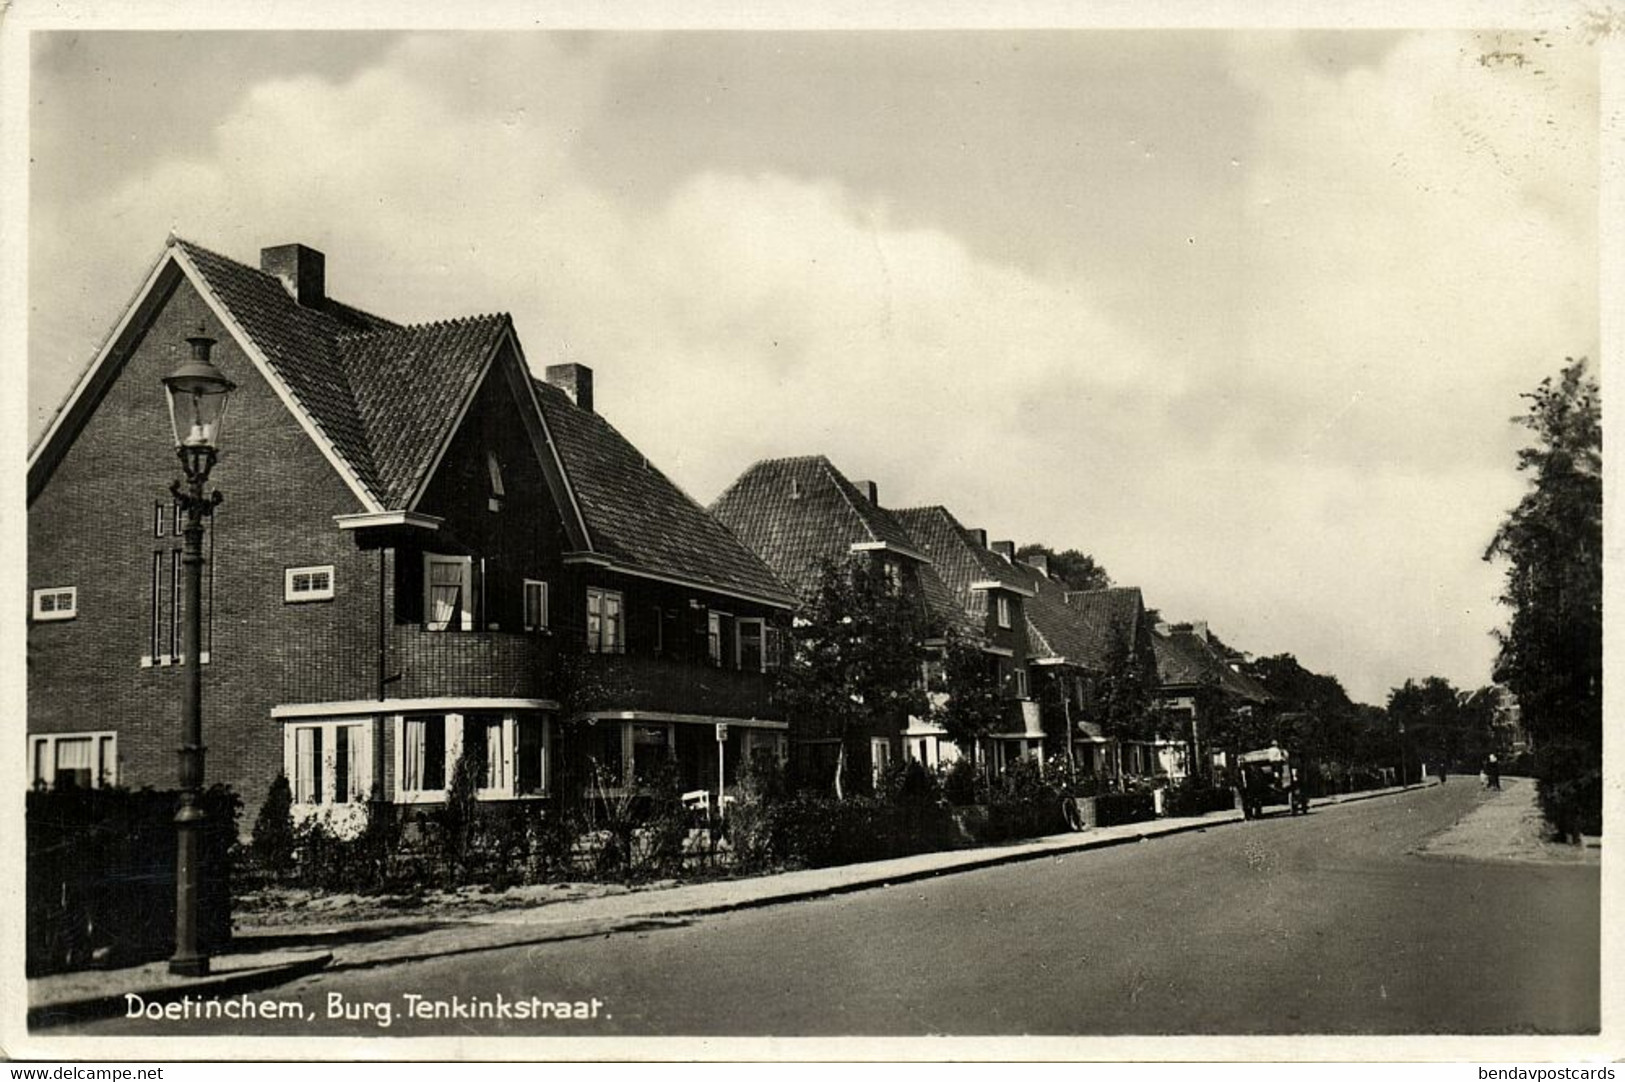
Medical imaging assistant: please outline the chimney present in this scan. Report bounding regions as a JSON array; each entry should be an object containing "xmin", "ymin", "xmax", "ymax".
[
  {"xmin": 260, "ymin": 244, "xmax": 326, "ymax": 307},
  {"xmin": 968, "ymin": 528, "xmax": 988, "ymax": 549},
  {"xmin": 1189, "ymin": 620, "xmax": 1209, "ymax": 642},
  {"xmin": 1154, "ymin": 620, "xmax": 1172, "ymax": 636},
  {"xmin": 991, "ymin": 540, "xmax": 1015, "ymax": 562},
  {"xmin": 1021, "ymin": 553, "xmax": 1050, "ymax": 578},
  {"xmin": 545, "ymin": 363, "xmax": 594, "ymax": 413},
  {"xmin": 856, "ymin": 480, "xmax": 879, "ymax": 506}
]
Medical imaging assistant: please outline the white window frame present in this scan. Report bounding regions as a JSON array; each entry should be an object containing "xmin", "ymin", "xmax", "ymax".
[
  {"xmin": 394, "ymin": 713, "xmax": 462, "ymax": 804},
  {"xmin": 284, "ymin": 565, "xmax": 335, "ymax": 603},
  {"xmin": 424, "ymin": 553, "xmax": 474, "ymax": 631},
  {"xmin": 587, "ymin": 587, "xmax": 625, "ymax": 653},
  {"xmin": 32, "ymin": 586, "xmax": 77, "ymax": 622},
  {"xmin": 28, "ymin": 731, "xmax": 117, "ymax": 789},
  {"xmin": 391, "ymin": 712, "xmax": 551, "ymax": 803},
  {"xmin": 996, "ymin": 594, "xmax": 1012, "ymax": 629},
  {"xmin": 870, "ymin": 737, "xmax": 894, "ymax": 784},
  {"xmin": 736, "ymin": 617, "xmax": 767, "ymax": 673},
  {"xmin": 523, "ymin": 579, "xmax": 549, "ymax": 631},
  {"xmin": 1014, "ymin": 666, "xmax": 1030, "ymax": 700},
  {"xmin": 284, "ymin": 718, "xmax": 375, "ymax": 807}
]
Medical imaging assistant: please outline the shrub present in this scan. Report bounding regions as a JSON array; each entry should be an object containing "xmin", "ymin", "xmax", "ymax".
[
  {"xmin": 940, "ymin": 757, "xmax": 983, "ymax": 806},
  {"xmin": 1535, "ymin": 739, "xmax": 1602, "ymax": 842},
  {"xmin": 250, "ymin": 774, "xmax": 296, "ymax": 879},
  {"xmin": 877, "ymin": 759, "xmax": 942, "ymax": 807},
  {"xmin": 1094, "ymin": 790, "xmax": 1156, "ymax": 827}
]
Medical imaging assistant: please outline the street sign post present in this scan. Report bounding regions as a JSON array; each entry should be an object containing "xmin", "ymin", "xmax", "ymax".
[{"xmin": 715, "ymin": 723, "xmax": 728, "ymax": 829}]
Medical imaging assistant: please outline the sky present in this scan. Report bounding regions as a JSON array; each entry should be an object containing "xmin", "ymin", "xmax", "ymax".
[{"xmin": 22, "ymin": 25, "xmax": 1600, "ymax": 705}]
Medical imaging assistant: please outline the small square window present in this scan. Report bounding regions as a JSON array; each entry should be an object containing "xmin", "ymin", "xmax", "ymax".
[
  {"xmin": 32, "ymin": 587, "xmax": 77, "ymax": 622},
  {"xmin": 285, "ymin": 565, "xmax": 335, "ymax": 602}
]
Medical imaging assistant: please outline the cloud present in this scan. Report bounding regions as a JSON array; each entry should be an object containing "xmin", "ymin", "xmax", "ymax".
[{"xmin": 27, "ymin": 29, "xmax": 1597, "ymax": 703}]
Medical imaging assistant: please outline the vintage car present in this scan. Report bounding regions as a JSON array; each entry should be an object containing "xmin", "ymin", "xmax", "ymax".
[{"xmin": 1236, "ymin": 745, "xmax": 1310, "ymax": 818}]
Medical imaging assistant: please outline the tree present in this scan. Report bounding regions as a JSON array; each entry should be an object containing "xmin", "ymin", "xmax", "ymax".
[
  {"xmin": 1016, "ymin": 543, "xmax": 1112, "ymax": 592},
  {"xmin": 1079, "ymin": 617, "xmax": 1158, "ymax": 777},
  {"xmin": 1386, "ymin": 676, "xmax": 1475, "ymax": 773},
  {"xmin": 931, "ymin": 626, "xmax": 1007, "ymax": 767},
  {"xmin": 1484, "ymin": 357, "xmax": 1601, "ymax": 839},
  {"xmin": 775, "ymin": 556, "xmax": 934, "ymax": 798}
]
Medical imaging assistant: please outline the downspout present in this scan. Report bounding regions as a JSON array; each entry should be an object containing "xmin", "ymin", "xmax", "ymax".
[{"xmin": 377, "ymin": 547, "xmax": 387, "ymax": 702}]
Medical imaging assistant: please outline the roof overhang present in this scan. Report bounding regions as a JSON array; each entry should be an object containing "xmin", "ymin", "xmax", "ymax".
[
  {"xmin": 273, "ymin": 696, "xmax": 558, "ymax": 719},
  {"xmin": 980, "ymin": 645, "xmax": 1016, "ymax": 658},
  {"xmin": 562, "ymin": 552, "xmax": 795, "ymax": 610},
  {"xmin": 582, "ymin": 711, "xmax": 788, "ymax": 730},
  {"xmin": 849, "ymin": 540, "xmax": 929, "ymax": 563},
  {"xmin": 970, "ymin": 579, "xmax": 1036, "ymax": 598},
  {"xmin": 334, "ymin": 510, "xmax": 444, "ymax": 532}
]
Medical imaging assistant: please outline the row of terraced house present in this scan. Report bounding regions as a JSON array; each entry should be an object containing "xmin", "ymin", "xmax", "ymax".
[{"xmin": 25, "ymin": 238, "xmax": 1269, "ymax": 828}]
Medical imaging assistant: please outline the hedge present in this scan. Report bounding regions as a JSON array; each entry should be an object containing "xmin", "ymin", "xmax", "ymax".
[{"xmin": 27, "ymin": 786, "xmax": 237, "ymax": 976}]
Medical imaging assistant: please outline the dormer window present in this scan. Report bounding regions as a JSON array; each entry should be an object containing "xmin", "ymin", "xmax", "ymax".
[
  {"xmin": 486, "ymin": 451, "xmax": 505, "ymax": 512},
  {"xmin": 996, "ymin": 595, "xmax": 1012, "ymax": 629}
]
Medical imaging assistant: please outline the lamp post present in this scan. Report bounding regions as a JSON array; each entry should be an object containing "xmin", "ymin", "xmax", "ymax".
[{"xmin": 162, "ymin": 323, "xmax": 234, "ymax": 977}]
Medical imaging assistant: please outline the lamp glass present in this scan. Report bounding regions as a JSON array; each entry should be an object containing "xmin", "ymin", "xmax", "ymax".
[{"xmin": 163, "ymin": 363, "xmax": 234, "ymax": 451}]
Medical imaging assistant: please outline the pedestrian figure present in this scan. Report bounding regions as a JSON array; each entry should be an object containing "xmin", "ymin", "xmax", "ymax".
[
  {"xmin": 1487, "ymin": 754, "xmax": 1501, "ymax": 791},
  {"xmin": 1438, "ymin": 762, "xmax": 1447, "ymax": 784}
]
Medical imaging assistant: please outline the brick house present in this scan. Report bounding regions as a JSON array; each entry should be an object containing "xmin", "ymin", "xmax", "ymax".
[
  {"xmin": 1151, "ymin": 620, "xmax": 1271, "ymax": 778},
  {"xmin": 26, "ymin": 237, "xmax": 794, "ymax": 829},
  {"xmin": 1013, "ymin": 565, "xmax": 1162, "ymax": 779},
  {"xmin": 891, "ymin": 507, "xmax": 1042, "ymax": 770},
  {"xmin": 708, "ymin": 456, "xmax": 958, "ymax": 787}
]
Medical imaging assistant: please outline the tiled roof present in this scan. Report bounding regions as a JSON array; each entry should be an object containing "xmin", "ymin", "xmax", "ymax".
[
  {"xmin": 1153, "ymin": 627, "xmax": 1270, "ymax": 703},
  {"xmin": 534, "ymin": 381, "xmax": 794, "ymax": 605},
  {"xmin": 1020, "ymin": 573, "xmax": 1146, "ymax": 671},
  {"xmin": 171, "ymin": 239, "xmax": 788, "ymax": 604},
  {"xmin": 177, "ymin": 239, "xmax": 396, "ymax": 498},
  {"xmin": 337, "ymin": 316, "xmax": 511, "ymax": 508},
  {"xmin": 893, "ymin": 505, "xmax": 1027, "ymax": 630},
  {"xmin": 709, "ymin": 455, "xmax": 958, "ymax": 618}
]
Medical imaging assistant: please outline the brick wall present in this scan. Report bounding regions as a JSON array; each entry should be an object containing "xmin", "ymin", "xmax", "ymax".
[{"xmin": 28, "ymin": 276, "xmax": 379, "ymax": 825}]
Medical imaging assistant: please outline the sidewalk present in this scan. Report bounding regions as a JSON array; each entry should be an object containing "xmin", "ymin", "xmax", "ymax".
[
  {"xmin": 27, "ymin": 779, "xmax": 1429, "ymax": 1028},
  {"xmin": 1414, "ymin": 775, "xmax": 1602, "ymax": 864}
]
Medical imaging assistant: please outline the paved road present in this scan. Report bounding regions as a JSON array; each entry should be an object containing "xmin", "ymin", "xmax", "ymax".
[{"xmin": 85, "ymin": 782, "xmax": 1598, "ymax": 1036}]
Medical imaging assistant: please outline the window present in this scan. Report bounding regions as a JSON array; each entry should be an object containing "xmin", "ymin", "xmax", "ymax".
[
  {"xmin": 882, "ymin": 559, "xmax": 903, "ymax": 593},
  {"xmin": 707, "ymin": 611, "xmax": 725, "ymax": 666},
  {"xmin": 523, "ymin": 579, "xmax": 549, "ymax": 631},
  {"xmin": 996, "ymin": 595, "xmax": 1012, "ymax": 629},
  {"xmin": 871, "ymin": 737, "xmax": 893, "ymax": 784},
  {"xmin": 631, "ymin": 724, "xmax": 672, "ymax": 784},
  {"xmin": 285, "ymin": 565, "xmax": 335, "ymax": 602},
  {"xmin": 424, "ymin": 554, "xmax": 473, "ymax": 631},
  {"xmin": 463, "ymin": 713, "xmax": 507, "ymax": 793},
  {"xmin": 487, "ymin": 451, "xmax": 505, "ymax": 512},
  {"xmin": 737, "ymin": 618, "xmax": 766, "ymax": 673},
  {"xmin": 172, "ymin": 499, "xmax": 183, "ymax": 537},
  {"xmin": 153, "ymin": 502, "xmax": 167, "ymax": 537},
  {"xmin": 170, "ymin": 550, "xmax": 181, "ymax": 656},
  {"xmin": 587, "ymin": 588, "xmax": 624, "ymax": 653},
  {"xmin": 32, "ymin": 587, "xmax": 76, "ymax": 622},
  {"xmin": 29, "ymin": 732, "xmax": 116, "ymax": 789},
  {"xmin": 1014, "ymin": 666, "xmax": 1030, "ymax": 699},
  {"xmin": 515, "ymin": 716, "xmax": 549, "ymax": 796},
  {"xmin": 764, "ymin": 626, "xmax": 784, "ymax": 671},
  {"xmin": 148, "ymin": 552, "xmax": 162, "ymax": 661},
  {"xmin": 287, "ymin": 720, "xmax": 370, "ymax": 806},
  {"xmin": 650, "ymin": 606, "xmax": 665, "ymax": 656},
  {"xmin": 400, "ymin": 714, "xmax": 450, "ymax": 794}
]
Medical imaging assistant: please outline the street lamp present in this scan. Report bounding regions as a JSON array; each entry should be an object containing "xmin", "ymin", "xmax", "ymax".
[{"xmin": 161, "ymin": 323, "xmax": 234, "ymax": 977}]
